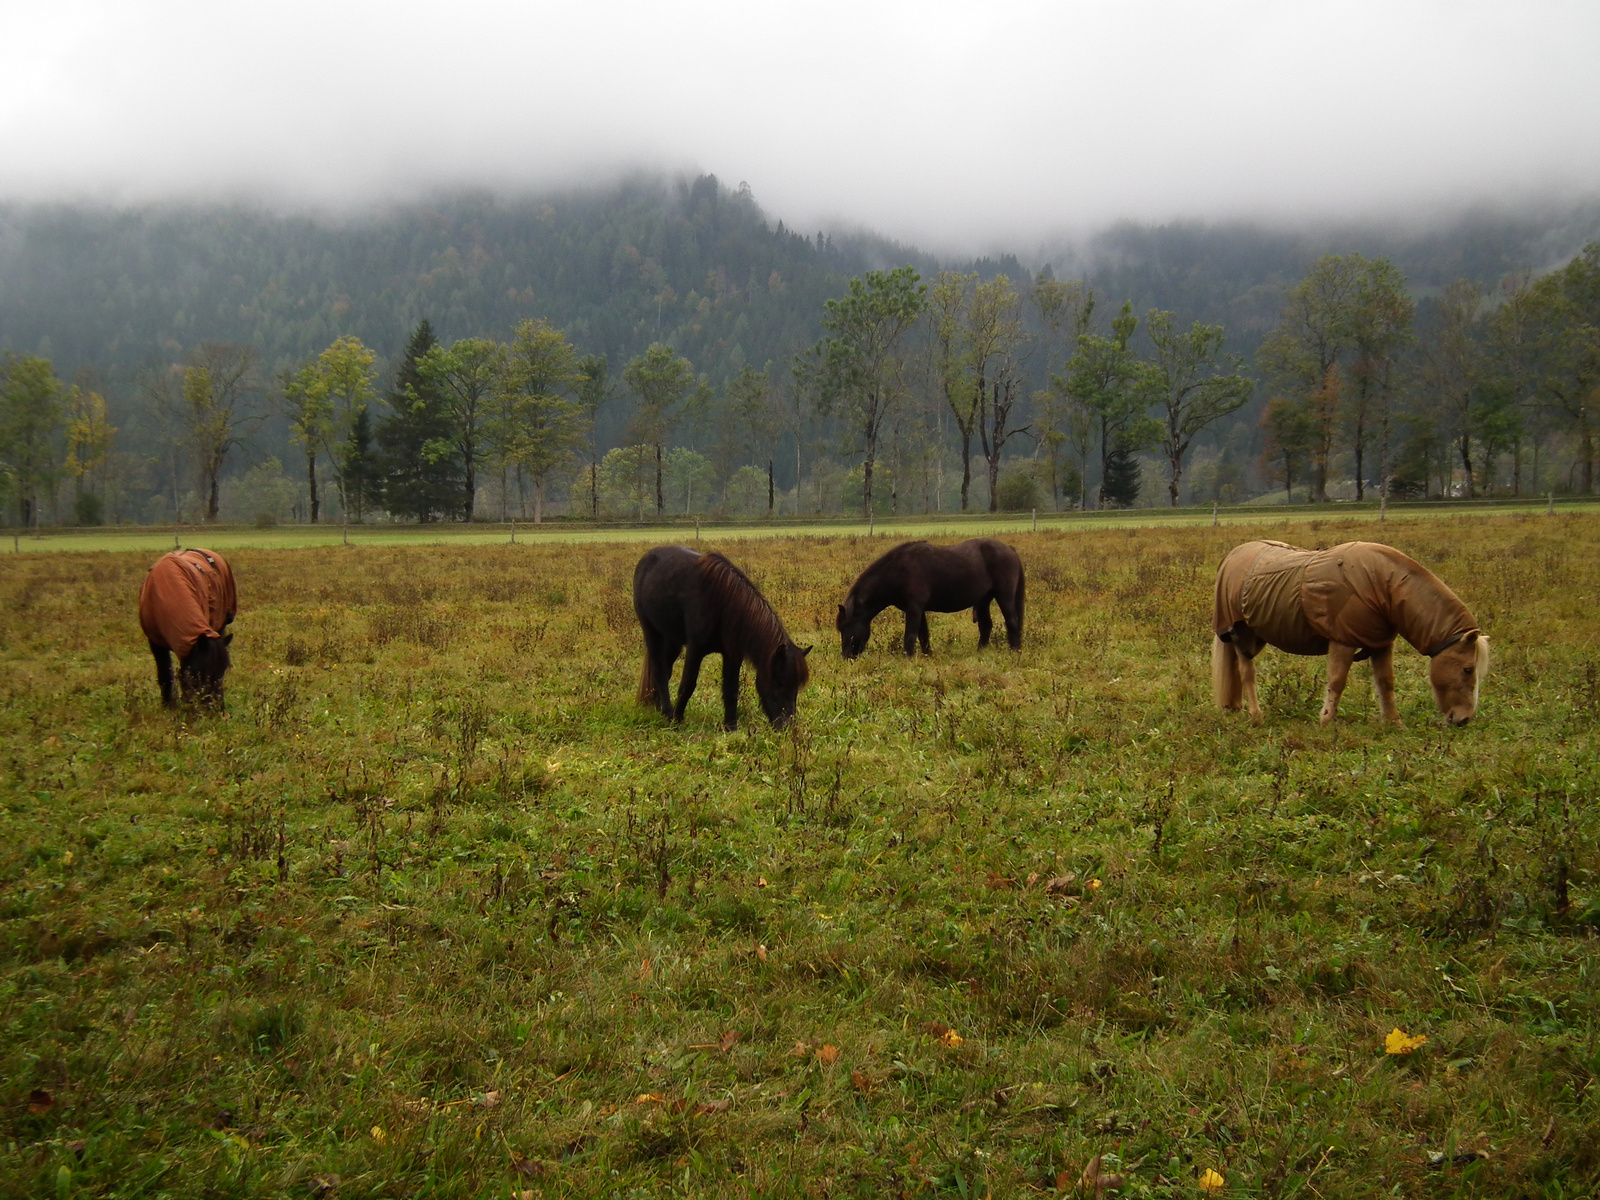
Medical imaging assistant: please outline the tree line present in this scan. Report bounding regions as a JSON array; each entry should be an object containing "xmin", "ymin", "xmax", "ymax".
[
  {"xmin": 3, "ymin": 242, "xmax": 1597, "ymax": 527},
  {"xmin": 1257, "ymin": 244, "xmax": 1600, "ymax": 502}
]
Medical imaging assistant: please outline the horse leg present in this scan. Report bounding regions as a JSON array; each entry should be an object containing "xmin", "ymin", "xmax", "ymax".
[
  {"xmin": 1212, "ymin": 636, "xmax": 1242, "ymax": 711},
  {"xmin": 1238, "ymin": 647, "xmax": 1263, "ymax": 722},
  {"xmin": 640, "ymin": 627, "xmax": 677, "ymax": 718},
  {"xmin": 998, "ymin": 586, "xmax": 1023, "ymax": 651},
  {"xmin": 1321, "ymin": 644, "xmax": 1356, "ymax": 727},
  {"xmin": 1370, "ymin": 646, "xmax": 1400, "ymax": 725},
  {"xmin": 151, "ymin": 643, "xmax": 176, "ymax": 708},
  {"xmin": 720, "ymin": 653, "xmax": 741, "ymax": 730},
  {"xmin": 974, "ymin": 600, "xmax": 993, "ymax": 649},
  {"xmin": 918, "ymin": 614, "xmax": 931, "ymax": 656},
  {"xmin": 902, "ymin": 607, "xmax": 923, "ymax": 656},
  {"xmin": 672, "ymin": 646, "xmax": 704, "ymax": 723}
]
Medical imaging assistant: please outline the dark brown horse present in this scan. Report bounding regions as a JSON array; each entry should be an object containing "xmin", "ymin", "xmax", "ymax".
[
  {"xmin": 634, "ymin": 545, "xmax": 811, "ymax": 730},
  {"xmin": 138, "ymin": 548, "xmax": 237, "ymax": 709},
  {"xmin": 836, "ymin": 538, "xmax": 1024, "ymax": 658}
]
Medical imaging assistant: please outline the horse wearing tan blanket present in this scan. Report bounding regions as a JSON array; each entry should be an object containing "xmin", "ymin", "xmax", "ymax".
[{"xmin": 1212, "ymin": 540, "xmax": 1487, "ymax": 726}]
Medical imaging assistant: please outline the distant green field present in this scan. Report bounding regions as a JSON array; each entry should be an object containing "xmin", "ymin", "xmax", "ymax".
[{"xmin": 6, "ymin": 496, "xmax": 1595, "ymax": 554}]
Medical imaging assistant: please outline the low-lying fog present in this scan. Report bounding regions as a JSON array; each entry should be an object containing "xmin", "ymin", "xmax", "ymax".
[{"xmin": 3, "ymin": 1, "xmax": 1598, "ymax": 251}]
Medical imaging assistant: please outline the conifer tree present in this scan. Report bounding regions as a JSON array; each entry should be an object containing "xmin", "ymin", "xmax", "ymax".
[{"xmin": 378, "ymin": 321, "xmax": 463, "ymax": 522}]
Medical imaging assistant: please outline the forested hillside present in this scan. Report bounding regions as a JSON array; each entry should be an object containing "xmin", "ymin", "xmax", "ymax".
[{"xmin": 1, "ymin": 176, "xmax": 1597, "ymax": 526}]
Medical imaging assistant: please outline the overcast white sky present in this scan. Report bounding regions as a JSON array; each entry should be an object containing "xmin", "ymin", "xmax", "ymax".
[{"xmin": 2, "ymin": 0, "xmax": 1597, "ymax": 250}]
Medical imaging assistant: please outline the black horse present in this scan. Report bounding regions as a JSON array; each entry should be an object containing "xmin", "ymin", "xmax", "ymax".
[
  {"xmin": 634, "ymin": 545, "xmax": 811, "ymax": 730},
  {"xmin": 836, "ymin": 538, "xmax": 1024, "ymax": 658}
]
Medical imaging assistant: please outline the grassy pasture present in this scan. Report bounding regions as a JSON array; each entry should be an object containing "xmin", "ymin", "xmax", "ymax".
[{"xmin": 1, "ymin": 513, "xmax": 1598, "ymax": 1199}]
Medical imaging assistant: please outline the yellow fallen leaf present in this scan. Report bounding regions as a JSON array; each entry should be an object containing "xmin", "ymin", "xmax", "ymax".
[
  {"xmin": 1087, "ymin": 878, "xmax": 1103, "ymax": 891},
  {"xmin": 639, "ymin": 957, "xmax": 653, "ymax": 980},
  {"xmin": 370, "ymin": 1125, "xmax": 386, "ymax": 1143},
  {"xmin": 62, "ymin": 850, "xmax": 74, "ymax": 866},
  {"xmin": 816, "ymin": 1044, "xmax": 840, "ymax": 1065},
  {"xmin": 1198, "ymin": 1167, "xmax": 1225, "ymax": 1190},
  {"xmin": 635, "ymin": 1092, "xmax": 665, "ymax": 1104},
  {"xmin": 940, "ymin": 1030, "xmax": 964, "ymax": 1048},
  {"xmin": 755, "ymin": 943, "xmax": 768, "ymax": 962},
  {"xmin": 1385, "ymin": 1028, "xmax": 1428, "ymax": 1055}
]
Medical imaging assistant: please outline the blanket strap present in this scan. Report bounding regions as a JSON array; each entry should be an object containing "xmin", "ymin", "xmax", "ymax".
[{"xmin": 1424, "ymin": 631, "xmax": 1465, "ymax": 657}]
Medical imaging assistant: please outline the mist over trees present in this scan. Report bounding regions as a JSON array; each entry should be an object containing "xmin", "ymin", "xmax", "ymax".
[{"xmin": 1, "ymin": 177, "xmax": 1598, "ymax": 527}]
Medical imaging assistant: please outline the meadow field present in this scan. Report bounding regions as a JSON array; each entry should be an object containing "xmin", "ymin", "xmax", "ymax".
[{"xmin": 1, "ymin": 513, "xmax": 1597, "ymax": 1199}]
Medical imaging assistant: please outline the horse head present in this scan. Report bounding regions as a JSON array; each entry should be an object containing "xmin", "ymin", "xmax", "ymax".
[
  {"xmin": 836, "ymin": 600, "xmax": 871, "ymax": 659},
  {"xmin": 1428, "ymin": 631, "xmax": 1487, "ymax": 726},
  {"xmin": 757, "ymin": 642, "xmax": 811, "ymax": 728},
  {"xmin": 179, "ymin": 632, "xmax": 233, "ymax": 709}
]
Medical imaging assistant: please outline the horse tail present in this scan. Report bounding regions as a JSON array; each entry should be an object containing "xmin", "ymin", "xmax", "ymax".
[
  {"xmin": 637, "ymin": 652, "xmax": 656, "ymax": 705},
  {"xmin": 1212, "ymin": 635, "xmax": 1241, "ymax": 710}
]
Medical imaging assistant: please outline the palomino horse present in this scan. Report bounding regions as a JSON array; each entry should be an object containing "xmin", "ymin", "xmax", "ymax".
[
  {"xmin": 634, "ymin": 546, "xmax": 811, "ymax": 730},
  {"xmin": 139, "ymin": 548, "xmax": 237, "ymax": 709},
  {"xmin": 1212, "ymin": 540, "xmax": 1487, "ymax": 726},
  {"xmin": 836, "ymin": 538, "xmax": 1024, "ymax": 658}
]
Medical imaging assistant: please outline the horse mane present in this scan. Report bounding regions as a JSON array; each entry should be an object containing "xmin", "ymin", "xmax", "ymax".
[{"xmin": 697, "ymin": 552, "xmax": 795, "ymax": 668}]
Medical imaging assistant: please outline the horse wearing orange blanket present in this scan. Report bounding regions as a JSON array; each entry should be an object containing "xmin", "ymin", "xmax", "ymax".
[
  {"xmin": 1212, "ymin": 540, "xmax": 1487, "ymax": 726},
  {"xmin": 139, "ymin": 548, "xmax": 237, "ymax": 709}
]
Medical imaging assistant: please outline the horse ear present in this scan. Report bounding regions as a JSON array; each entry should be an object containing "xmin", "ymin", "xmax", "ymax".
[
  {"xmin": 1463, "ymin": 630, "xmax": 1478, "ymax": 646},
  {"xmin": 800, "ymin": 644, "xmax": 811, "ymax": 657},
  {"xmin": 836, "ymin": 604, "xmax": 847, "ymax": 629},
  {"xmin": 224, "ymin": 632, "xmax": 234, "ymax": 646}
]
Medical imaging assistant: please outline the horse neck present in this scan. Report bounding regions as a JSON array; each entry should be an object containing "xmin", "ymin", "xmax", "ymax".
[
  {"xmin": 711, "ymin": 570, "xmax": 787, "ymax": 667},
  {"xmin": 1386, "ymin": 557, "xmax": 1475, "ymax": 651},
  {"xmin": 849, "ymin": 564, "xmax": 896, "ymax": 620}
]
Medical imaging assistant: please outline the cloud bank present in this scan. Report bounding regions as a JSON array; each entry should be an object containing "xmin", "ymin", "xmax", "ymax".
[{"xmin": 3, "ymin": 0, "xmax": 1598, "ymax": 249}]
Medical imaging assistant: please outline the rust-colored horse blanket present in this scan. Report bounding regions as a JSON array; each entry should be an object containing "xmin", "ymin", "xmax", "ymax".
[
  {"xmin": 1214, "ymin": 540, "xmax": 1473, "ymax": 657},
  {"xmin": 139, "ymin": 549, "xmax": 237, "ymax": 658}
]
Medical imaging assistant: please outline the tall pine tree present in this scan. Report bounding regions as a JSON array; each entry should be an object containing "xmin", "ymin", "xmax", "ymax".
[
  {"xmin": 1100, "ymin": 441, "xmax": 1143, "ymax": 507},
  {"xmin": 377, "ymin": 321, "xmax": 464, "ymax": 522}
]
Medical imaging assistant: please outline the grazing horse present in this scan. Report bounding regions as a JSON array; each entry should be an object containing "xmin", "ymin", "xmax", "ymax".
[
  {"xmin": 139, "ymin": 548, "xmax": 237, "ymax": 709},
  {"xmin": 1212, "ymin": 539, "xmax": 1487, "ymax": 727},
  {"xmin": 634, "ymin": 545, "xmax": 811, "ymax": 730},
  {"xmin": 836, "ymin": 538, "xmax": 1024, "ymax": 659}
]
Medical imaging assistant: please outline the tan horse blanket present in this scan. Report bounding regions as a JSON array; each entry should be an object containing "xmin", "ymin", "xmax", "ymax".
[
  {"xmin": 1214, "ymin": 540, "xmax": 1473, "ymax": 656},
  {"xmin": 139, "ymin": 549, "xmax": 237, "ymax": 658}
]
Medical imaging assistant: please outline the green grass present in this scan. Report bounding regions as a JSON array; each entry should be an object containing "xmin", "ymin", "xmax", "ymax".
[{"xmin": 2, "ymin": 512, "xmax": 1598, "ymax": 1198}]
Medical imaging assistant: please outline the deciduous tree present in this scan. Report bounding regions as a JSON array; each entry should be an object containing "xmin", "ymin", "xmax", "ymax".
[
  {"xmin": 498, "ymin": 319, "xmax": 587, "ymax": 522},
  {"xmin": 1259, "ymin": 255, "xmax": 1359, "ymax": 501},
  {"xmin": 418, "ymin": 337, "xmax": 504, "ymax": 523},
  {"xmin": 1061, "ymin": 302, "xmax": 1159, "ymax": 509},
  {"xmin": 624, "ymin": 343, "xmax": 696, "ymax": 518},
  {"xmin": 1144, "ymin": 310, "xmax": 1252, "ymax": 506},
  {"xmin": 181, "ymin": 342, "xmax": 259, "ymax": 522},
  {"xmin": 0, "ymin": 353, "xmax": 65, "ymax": 528},
  {"xmin": 805, "ymin": 266, "xmax": 926, "ymax": 518}
]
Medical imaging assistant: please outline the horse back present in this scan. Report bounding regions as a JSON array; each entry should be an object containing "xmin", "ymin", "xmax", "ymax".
[
  {"xmin": 1215, "ymin": 540, "xmax": 1327, "ymax": 655},
  {"xmin": 139, "ymin": 549, "xmax": 235, "ymax": 658},
  {"xmin": 920, "ymin": 538, "xmax": 1020, "ymax": 609},
  {"xmin": 632, "ymin": 545, "xmax": 704, "ymax": 637}
]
